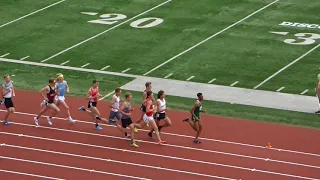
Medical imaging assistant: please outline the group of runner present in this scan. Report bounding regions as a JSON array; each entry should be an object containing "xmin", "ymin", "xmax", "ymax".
[{"xmin": 1, "ymin": 73, "xmax": 206, "ymax": 147}]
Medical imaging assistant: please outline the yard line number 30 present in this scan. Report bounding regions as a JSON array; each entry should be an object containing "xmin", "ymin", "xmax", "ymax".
[
  {"xmin": 283, "ymin": 33, "xmax": 320, "ymax": 45},
  {"xmin": 87, "ymin": 13, "xmax": 164, "ymax": 28}
]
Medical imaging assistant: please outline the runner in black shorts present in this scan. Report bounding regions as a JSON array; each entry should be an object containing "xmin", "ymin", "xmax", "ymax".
[
  {"xmin": 1, "ymin": 74, "xmax": 15, "ymax": 125},
  {"xmin": 316, "ymin": 74, "xmax": 320, "ymax": 114},
  {"xmin": 148, "ymin": 90, "xmax": 172, "ymax": 138},
  {"xmin": 134, "ymin": 81, "xmax": 152, "ymax": 133},
  {"xmin": 119, "ymin": 92, "xmax": 138, "ymax": 147}
]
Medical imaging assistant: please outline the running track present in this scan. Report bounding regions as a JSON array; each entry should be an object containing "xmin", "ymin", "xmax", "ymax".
[{"xmin": 0, "ymin": 90, "xmax": 319, "ymax": 180}]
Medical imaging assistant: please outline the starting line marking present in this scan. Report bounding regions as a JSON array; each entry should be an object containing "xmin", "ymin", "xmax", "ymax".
[
  {"xmin": 164, "ymin": 73, "xmax": 173, "ymax": 79},
  {"xmin": 0, "ymin": 109, "xmax": 319, "ymax": 158},
  {"xmin": 230, "ymin": 81, "xmax": 239, "ymax": 87},
  {"xmin": 1, "ymin": 144, "xmax": 235, "ymax": 180},
  {"xmin": 60, "ymin": 61, "xmax": 70, "ymax": 65},
  {"xmin": 0, "ymin": 53, "xmax": 10, "ymax": 58},
  {"xmin": 0, "ymin": 155, "xmax": 148, "ymax": 180},
  {"xmin": 121, "ymin": 68, "xmax": 131, "ymax": 73},
  {"xmin": 0, "ymin": 0, "xmax": 66, "ymax": 29},
  {"xmin": 20, "ymin": 56, "xmax": 30, "ymax": 60},
  {"xmin": 0, "ymin": 169, "xmax": 64, "ymax": 180},
  {"xmin": 80, "ymin": 63, "xmax": 90, "ymax": 68},
  {"xmin": 0, "ymin": 131, "xmax": 318, "ymax": 180},
  {"xmin": 101, "ymin": 65, "xmax": 110, "ymax": 70},
  {"xmin": 186, "ymin": 76, "xmax": 195, "ymax": 81},
  {"xmin": 208, "ymin": 78, "xmax": 216, "ymax": 83},
  {"xmin": 276, "ymin": 87, "xmax": 285, "ymax": 92}
]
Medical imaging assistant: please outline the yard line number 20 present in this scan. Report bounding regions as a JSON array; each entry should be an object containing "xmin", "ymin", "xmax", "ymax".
[{"xmin": 87, "ymin": 13, "xmax": 164, "ymax": 29}]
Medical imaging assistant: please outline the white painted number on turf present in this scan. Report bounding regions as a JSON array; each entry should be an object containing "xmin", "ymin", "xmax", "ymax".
[
  {"xmin": 130, "ymin": 17, "xmax": 164, "ymax": 29},
  {"xmin": 88, "ymin": 14, "xmax": 127, "ymax": 25},
  {"xmin": 283, "ymin": 33, "xmax": 320, "ymax": 45},
  {"xmin": 83, "ymin": 12, "xmax": 163, "ymax": 29}
]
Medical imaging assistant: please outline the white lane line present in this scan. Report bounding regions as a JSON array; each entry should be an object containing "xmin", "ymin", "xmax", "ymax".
[
  {"xmin": 40, "ymin": 0, "xmax": 172, "ymax": 63},
  {"xmin": 0, "ymin": 169, "xmax": 64, "ymax": 180},
  {"xmin": 208, "ymin": 78, "xmax": 216, "ymax": 83},
  {"xmin": 99, "ymin": 90, "xmax": 115, "ymax": 101},
  {"xmin": 1, "ymin": 132, "xmax": 319, "ymax": 180},
  {"xmin": 101, "ymin": 65, "xmax": 110, "ymax": 70},
  {"xmin": 0, "ymin": 0, "xmax": 66, "ymax": 28},
  {"xmin": 254, "ymin": 43, "xmax": 320, "ymax": 89},
  {"xmin": 81, "ymin": 12, "xmax": 98, "ymax": 16},
  {"xmin": 230, "ymin": 81, "xmax": 239, "ymax": 87},
  {"xmin": 0, "ymin": 156, "xmax": 149, "ymax": 180},
  {"xmin": 164, "ymin": 73, "xmax": 173, "ymax": 79},
  {"xmin": 121, "ymin": 68, "xmax": 131, "ymax": 73},
  {"xmin": 20, "ymin": 56, "xmax": 30, "ymax": 60},
  {"xmin": 0, "ymin": 53, "xmax": 10, "ymax": 57},
  {"xmin": 1, "ymin": 144, "xmax": 235, "ymax": 180},
  {"xmin": 1, "ymin": 122, "xmax": 319, "ymax": 170},
  {"xmin": 142, "ymin": 0, "xmax": 279, "ymax": 75},
  {"xmin": 186, "ymin": 76, "xmax": 195, "ymax": 81},
  {"xmin": 60, "ymin": 61, "xmax": 70, "ymax": 65},
  {"xmin": 1, "ymin": 109, "xmax": 319, "ymax": 158},
  {"xmin": 300, "ymin": 89, "xmax": 309, "ymax": 95},
  {"xmin": 276, "ymin": 87, "xmax": 285, "ymax": 92},
  {"xmin": 80, "ymin": 63, "xmax": 90, "ymax": 68}
]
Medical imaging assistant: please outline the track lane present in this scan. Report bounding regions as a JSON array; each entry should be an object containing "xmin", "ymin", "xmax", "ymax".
[{"xmin": 0, "ymin": 169, "xmax": 64, "ymax": 180}]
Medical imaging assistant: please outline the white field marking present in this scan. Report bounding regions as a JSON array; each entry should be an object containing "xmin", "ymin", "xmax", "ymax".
[
  {"xmin": 0, "ymin": 53, "xmax": 10, "ymax": 57},
  {"xmin": 80, "ymin": 63, "xmax": 90, "ymax": 68},
  {"xmin": 300, "ymin": 89, "xmax": 309, "ymax": 95},
  {"xmin": 99, "ymin": 90, "xmax": 115, "ymax": 101},
  {"xmin": 1, "ymin": 122, "xmax": 319, "ymax": 170},
  {"xmin": 230, "ymin": 81, "xmax": 239, "ymax": 87},
  {"xmin": 186, "ymin": 76, "xmax": 195, "ymax": 81},
  {"xmin": 81, "ymin": 12, "xmax": 98, "ymax": 16},
  {"xmin": 101, "ymin": 65, "xmax": 110, "ymax": 70},
  {"xmin": 276, "ymin": 87, "xmax": 285, "ymax": 92},
  {"xmin": 0, "ymin": 169, "xmax": 64, "ymax": 180},
  {"xmin": 208, "ymin": 78, "xmax": 216, "ymax": 83},
  {"xmin": 143, "ymin": 0, "xmax": 279, "ymax": 75},
  {"xmin": 1, "ymin": 109, "xmax": 319, "ymax": 158},
  {"xmin": 0, "ymin": 0, "xmax": 66, "ymax": 28},
  {"xmin": 1, "ymin": 132, "xmax": 319, "ymax": 180},
  {"xmin": 0, "ymin": 58, "xmax": 138, "ymax": 78},
  {"xmin": 121, "ymin": 68, "xmax": 131, "ymax": 73},
  {"xmin": 254, "ymin": 43, "xmax": 320, "ymax": 89},
  {"xmin": 270, "ymin": 31, "xmax": 289, "ymax": 35},
  {"xmin": 40, "ymin": 0, "xmax": 172, "ymax": 63},
  {"xmin": 60, "ymin": 61, "xmax": 70, "ymax": 65},
  {"xmin": 1, "ymin": 144, "xmax": 235, "ymax": 180},
  {"xmin": 20, "ymin": 56, "xmax": 30, "ymax": 60},
  {"xmin": 0, "ymin": 156, "xmax": 149, "ymax": 180},
  {"xmin": 164, "ymin": 73, "xmax": 173, "ymax": 79}
]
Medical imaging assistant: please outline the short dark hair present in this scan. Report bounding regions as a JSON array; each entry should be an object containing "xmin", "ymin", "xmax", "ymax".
[
  {"xmin": 145, "ymin": 82, "xmax": 151, "ymax": 88},
  {"xmin": 49, "ymin": 78, "xmax": 55, "ymax": 83},
  {"xmin": 125, "ymin": 92, "xmax": 132, "ymax": 98},
  {"xmin": 158, "ymin": 90, "xmax": 164, "ymax": 99},
  {"xmin": 146, "ymin": 90, "xmax": 153, "ymax": 98},
  {"xmin": 115, "ymin": 87, "xmax": 121, "ymax": 93},
  {"xmin": 197, "ymin": 93, "xmax": 202, "ymax": 97},
  {"xmin": 93, "ymin": 80, "xmax": 98, "ymax": 84},
  {"xmin": 3, "ymin": 74, "xmax": 9, "ymax": 79}
]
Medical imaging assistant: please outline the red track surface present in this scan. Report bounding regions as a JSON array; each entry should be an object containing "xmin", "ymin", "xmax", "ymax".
[{"xmin": 0, "ymin": 90, "xmax": 319, "ymax": 180}]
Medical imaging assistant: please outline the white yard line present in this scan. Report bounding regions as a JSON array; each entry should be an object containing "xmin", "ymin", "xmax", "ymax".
[
  {"xmin": 80, "ymin": 63, "xmax": 90, "ymax": 68},
  {"xmin": 300, "ymin": 89, "xmax": 309, "ymax": 95},
  {"xmin": 41, "ymin": 0, "xmax": 172, "ymax": 63},
  {"xmin": 230, "ymin": 81, "xmax": 239, "ymax": 87},
  {"xmin": 208, "ymin": 78, "xmax": 216, "ymax": 83},
  {"xmin": 0, "ymin": 53, "xmax": 10, "ymax": 57},
  {"xmin": 276, "ymin": 87, "xmax": 285, "ymax": 92},
  {"xmin": 60, "ymin": 60, "xmax": 70, "ymax": 65},
  {"xmin": 254, "ymin": 43, "xmax": 320, "ymax": 89},
  {"xmin": 0, "ymin": 0, "xmax": 66, "ymax": 28},
  {"xmin": 143, "ymin": 0, "xmax": 279, "ymax": 75},
  {"xmin": 0, "ymin": 169, "xmax": 64, "ymax": 180},
  {"xmin": 1, "ymin": 131, "xmax": 319, "ymax": 180},
  {"xmin": 0, "ymin": 156, "xmax": 149, "ymax": 180},
  {"xmin": 1, "ymin": 109, "xmax": 320, "ymax": 158},
  {"xmin": 101, "ymin": 65, "xmax": 110, "ymax": 70},
  {"xmin": 1, "ymin": 144, "xmax": 234, "ymax": 180},
  {"xmin": 121, "ymin": 68, "xmax": 131, "ymax": 73},
  {"xmin": 20, "ymin": 56, "xmax": 30, "ymax": 60},
  {"xmin": 186, "ymin": 76, "xmax": 195, "ymax": 81},
  {"xmin": 164, "ymin": 73, "xmax": 173, "ymax": 79}
]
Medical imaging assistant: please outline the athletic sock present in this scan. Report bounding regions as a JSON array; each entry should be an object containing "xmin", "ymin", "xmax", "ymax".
[
  {"xmin": 95, "ymin": 116, "xmax": 101, "ymax": 120},
  {"xmin": 130, "ymin": 139, "xmax": 134, "ymax": 144},
  {"xmin": 95, "ymin": 123, "xmax": 99, "ymax": 127}
]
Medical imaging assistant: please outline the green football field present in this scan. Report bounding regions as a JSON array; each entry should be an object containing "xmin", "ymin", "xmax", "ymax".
[{"xmin": 1, "ymin": 0, "xmax": 320, "ymax": 128}]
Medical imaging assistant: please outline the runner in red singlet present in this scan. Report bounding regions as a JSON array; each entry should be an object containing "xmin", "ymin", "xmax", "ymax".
[
  {"xmin": 78, "ymin": 80, "xmax": 105, "ymax": 130},
  {"xmin": 133, "ymin": 91, "xmax": 165, "ymax": 145},
  {"xmin": 34, "ymin": 78, "xmax": 60, "ymax": 127}
]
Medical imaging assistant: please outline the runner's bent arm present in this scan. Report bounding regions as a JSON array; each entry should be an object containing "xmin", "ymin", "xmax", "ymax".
[
  {"xmin": 142, "ymin": 92, "xmax": 147, "ymax": 103},
  {"xmin": 120, "ymin": 102, "xmax": 130, "ymax": 116},
  {"xmin": 146, "ymin": 100, "xmax": 152, "ymax": 113},
  {"xmin": 85, "ymin": 89, "xmax": 92, "ymax": 99},
  {"xmin": 156, "ymin": 100, "xmax": 161, "ymax": 113},
  {"xmin": 109, "ymin": 96, "xmax": 118, "ymax": 109},
  {"xmin": 66, "ymin": 81, "xmax": 69, "ymax": 93},
  {"xmin": 1, "ymin": 84, "xmax": 9, "ymax": 96},
  {"xmin": 39, "ymin": 86, "xmax": 49, "ymax": 100}
]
